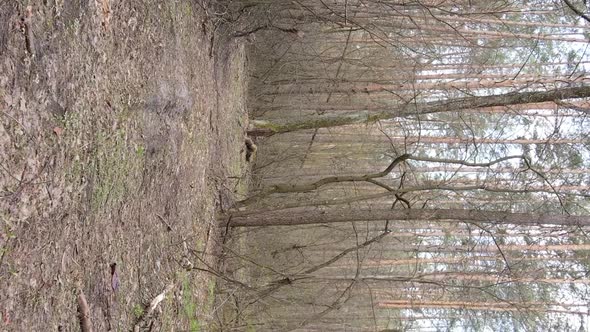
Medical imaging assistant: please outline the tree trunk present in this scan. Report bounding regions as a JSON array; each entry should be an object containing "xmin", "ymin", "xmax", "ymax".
[
  {"xmin": 252, "ymin": 85, "xmax": 590, "ymax": 133},
  {"xmin": 223, "ymin": 208, "xmax": 590, "ymax": 227}
]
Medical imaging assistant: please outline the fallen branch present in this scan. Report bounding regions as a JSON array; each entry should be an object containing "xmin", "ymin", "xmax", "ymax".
[
  {"xmin": 77, "ymin": 289, "xmax": 93, "ymax": 332},
  {"xmin": 132, "ymin": 283, "xmax": 175, "ymax": 332}
]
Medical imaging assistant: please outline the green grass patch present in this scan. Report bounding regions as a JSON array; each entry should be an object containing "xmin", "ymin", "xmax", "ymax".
[
  {"xmin": 246, "ymin": 321, "xmax": 257, "ymax": 332},
  {"xmin": 182, "ymin": 274, "xmax": 202, "ymax": 332},
  {"xmin": 89, "ymin": 128, "xmax": 136, "ymax": 211},
  {"xmin": 132, "ymin": 304, "xmax": 144, "ymax": 318},
  {"xmin": 206, "ymin": 279, "xmax": 216, "ymax": 311},
  {"xmin": 135, "ymin": 145, "xmax": 145, "ymax": 158},
  {"xmin": 60, "ymin": 107, "xmax": 143, "ymax": 214}
]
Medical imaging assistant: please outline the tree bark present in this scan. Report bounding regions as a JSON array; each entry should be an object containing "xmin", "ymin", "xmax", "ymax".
[
  {"xmin": 223, "ymin": 208, "xmax": 590, "ymax": 227},
  {"xmin": 252, "ymin": 85, "xmax": 590, "ymax": 133}
]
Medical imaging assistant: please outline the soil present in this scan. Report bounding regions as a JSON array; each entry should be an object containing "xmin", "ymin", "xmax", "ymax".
[{"xmin": 0, "ymin": 1, "xmax": 250, "ymax": 330}]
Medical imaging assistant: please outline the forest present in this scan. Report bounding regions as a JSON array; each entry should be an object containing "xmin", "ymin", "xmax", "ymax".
[
  {"xmin": 0, "ymin": 0, "xmax": 589, "ymax": 331},
  {"xmin": 220, "ymin": 0, "xmax": 590, "ymax": 331}
]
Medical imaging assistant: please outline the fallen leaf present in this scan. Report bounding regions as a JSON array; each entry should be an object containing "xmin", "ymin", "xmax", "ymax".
[{"xmin": 53, "ymin": 126, "xmax": 63, "ymax": 137}]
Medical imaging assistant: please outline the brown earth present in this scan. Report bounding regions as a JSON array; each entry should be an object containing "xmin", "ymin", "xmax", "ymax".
[{"xmin": 0, "ymin": 1, "xmax": 251, "ymax": 330}]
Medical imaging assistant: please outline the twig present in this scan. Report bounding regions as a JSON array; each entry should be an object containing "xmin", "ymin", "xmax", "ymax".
[
  {"xmin": 156, "ymin": 214, "xmax": 173, "ymax": 231},
  {"xmin": 523, "ymin": 157, "xmax": 569, "ymax": 214},
  {"xmin": 251, "ymin": 231, "xmax": 391, "ymax": 304},
  {"xmin": 0, "ymin": 110, "xmax": 31, "ymax": 137},
  {"xmin": 23, "ymin": 6, "xmax": 36, "ymax": 57},
  {"xmin": 406, "ymin": 154, "xmax": 526, "ymax": 167}
]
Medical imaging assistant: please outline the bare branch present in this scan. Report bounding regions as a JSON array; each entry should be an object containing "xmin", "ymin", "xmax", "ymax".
[
  {"xmin": 235, "ymin": 153, "xmax": 411, "ymax": 207},
  {"xmin": 563, "ymin": 0, "xmax": 590, "ymax": 23}
]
